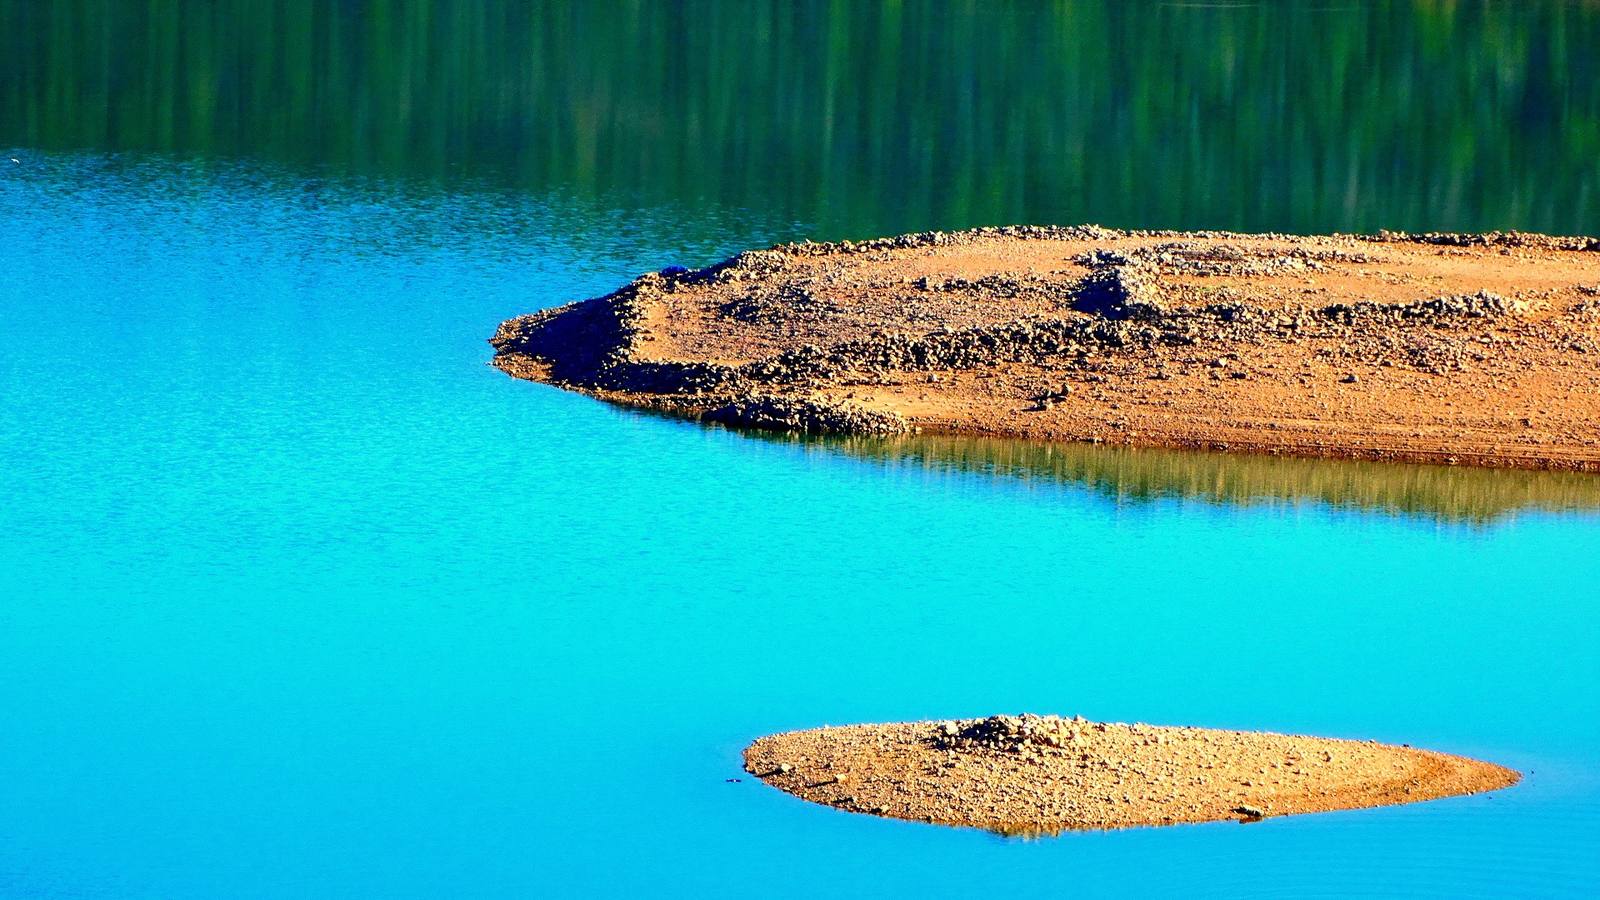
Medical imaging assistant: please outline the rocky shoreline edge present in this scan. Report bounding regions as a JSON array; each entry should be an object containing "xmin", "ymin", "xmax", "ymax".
[
  {"xmin": 742, "ymin": 715, "xmax": 1520, "ymax": 834},
  {"xmin": 492, "ymin": 225, "xmax": 1600, "ymax": 470}
]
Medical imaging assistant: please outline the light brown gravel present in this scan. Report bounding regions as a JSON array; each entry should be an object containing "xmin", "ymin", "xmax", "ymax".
[
  {"xmin": 492, "ymin": 225, "xmax": 1600, "ymax": 470},
  {"xmin": 742, "ymin": 714, "xmax": 1519, "ymax": 834}
]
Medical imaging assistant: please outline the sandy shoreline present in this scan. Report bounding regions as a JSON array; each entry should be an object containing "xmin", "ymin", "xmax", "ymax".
[
  {"xmin": 743, "ymin": 715, "xmax": 1520, "ymax": 834},
  {"xmin": 492, "ymin": 226, "xmax": 1600, "ymax": 470}
]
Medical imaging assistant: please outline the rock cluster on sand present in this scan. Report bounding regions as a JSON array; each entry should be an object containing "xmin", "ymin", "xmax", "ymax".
[
  {"xmin": 492, "ymin": 226, "xmax": 1600, "ymax": 470},
  {"xmin": 741, "ymin": 715, "xmax": 1519, "ymax": 834}
]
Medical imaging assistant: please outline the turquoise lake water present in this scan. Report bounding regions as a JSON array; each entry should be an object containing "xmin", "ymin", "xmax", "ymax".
[
  {"xmin": 3, "ymin": 152, "xmax": 1598, "ymax": 900},
  {"xmin": 4, "ymin": 2, "xmax": 1600, "ymax": 897}
]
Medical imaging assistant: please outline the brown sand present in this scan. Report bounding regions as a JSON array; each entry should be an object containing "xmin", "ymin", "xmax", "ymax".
[
  {"xmin": 742, "ymin": 715, "xmax": 1519, "ymax": 834},
  {"xmin": 491, "ymin": 226, "xmax": 1600, "ymax": 470}
]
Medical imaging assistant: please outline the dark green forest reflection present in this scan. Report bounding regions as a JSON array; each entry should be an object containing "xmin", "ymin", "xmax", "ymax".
[
  {"xmin": 816, "ymin": 433, "xmax": 1600, "ymax": 525},
  {"xmin": 3, "ymin": 0, "xmax": 1597, "ymax": 238}
]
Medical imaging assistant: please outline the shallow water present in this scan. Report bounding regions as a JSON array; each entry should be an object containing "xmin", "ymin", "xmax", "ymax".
[{"xmin": 3, "ymin": 3, "xmax": 1600, "ymax": 898}]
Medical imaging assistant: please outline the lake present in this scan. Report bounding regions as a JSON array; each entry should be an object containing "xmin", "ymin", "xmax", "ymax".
[{"xmin": 2, "ymin": 2, "xmax": 1598, "ymax": 897}]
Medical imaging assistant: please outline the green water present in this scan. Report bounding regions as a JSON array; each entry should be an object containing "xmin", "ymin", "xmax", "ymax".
[
  {"xmin": 5, "ymin": 0, "xmax": 1597, "ymax": 236},
  {"xmin": 2, "ymin": 3, "xmax": 1598, "ymax": 898}
]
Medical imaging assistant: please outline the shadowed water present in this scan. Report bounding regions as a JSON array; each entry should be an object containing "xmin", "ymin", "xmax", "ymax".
[
  {"xmin": 4, "ymin": 0, "xmax": 1598, "ymax": 237},
  {"xmin": 2, "ymin": 2, "xmax": 1599, "ymax": 898}
]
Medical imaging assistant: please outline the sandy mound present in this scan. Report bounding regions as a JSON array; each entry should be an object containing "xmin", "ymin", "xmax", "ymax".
[
  {"xmin": 492, "ymin": 226, "xmax": 1600, "ymax": 470},
  {"xmin": 742, "ymin": 714, "xmax": 1518, "ymax": 834}
]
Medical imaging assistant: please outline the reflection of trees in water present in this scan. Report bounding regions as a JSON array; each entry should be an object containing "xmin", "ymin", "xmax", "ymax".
[
  {"xmin": 808, "ymin": 433, "xmax": 1600, "ymax": 525},
  {"xmin": 2, "ymin": 0, "xmax": 1597, "ymax": 237}
]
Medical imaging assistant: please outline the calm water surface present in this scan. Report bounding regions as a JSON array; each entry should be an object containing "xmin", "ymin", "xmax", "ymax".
[{"xmin": 3, "ymin": 3, "xmax": 1599, "ymax": 898}]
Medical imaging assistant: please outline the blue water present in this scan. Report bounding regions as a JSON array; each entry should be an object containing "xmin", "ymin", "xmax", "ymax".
[{"xmin": 2, "ymin": 155, "xmax": 1598, "ymax": 898}]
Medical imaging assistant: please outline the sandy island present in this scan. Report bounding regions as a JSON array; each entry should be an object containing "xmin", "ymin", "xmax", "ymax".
[
  {"xmin": 743, "ymin": 715, "xmax": 1519, "ymax": 834},
  {"xmin": 492, "ymin": 226, "xmax": 1600, "ymax": 470}
]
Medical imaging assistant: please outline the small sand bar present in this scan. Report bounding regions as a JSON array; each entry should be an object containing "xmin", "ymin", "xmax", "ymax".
[{"xmin": 743, "ymin": 715, "xmax": 1519, "ymax": 834}]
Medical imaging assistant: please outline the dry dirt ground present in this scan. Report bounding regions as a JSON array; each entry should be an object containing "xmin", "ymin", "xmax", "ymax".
[
  {"xmin": 492, "ymin": 226, "xmax": 1600, "ymax": 470},
  {"xmin": 742, "ymin": 715, "xmax": 1519, "ymax": 834}
]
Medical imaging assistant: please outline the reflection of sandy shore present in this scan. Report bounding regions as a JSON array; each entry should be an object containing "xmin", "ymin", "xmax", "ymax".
[
  {"xmin": 745, "ymin": 715, "xmax": 1519, "ymax": 834},
  {"xmin": 815, "ymin": 432, "xmax": 1600, "ymax": 524},
  {"xmin": 493, "ymin": 226, "xmax": 1600, "ymax": 470}
]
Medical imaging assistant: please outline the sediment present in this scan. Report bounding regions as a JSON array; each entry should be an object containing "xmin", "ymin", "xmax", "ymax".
[
  {"xmin": 491, "ymin": 226, "xmax": 1600, "ymax": 470},
  {"xmin": 742, "ymin": 715, "xmax": 1519, "ymax": 834}
]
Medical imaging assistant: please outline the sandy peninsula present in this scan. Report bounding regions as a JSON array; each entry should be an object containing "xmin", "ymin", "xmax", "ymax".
[
  {"xmin": 491, "ymin": 226, "xmax": 1600, "ymax": 470},
  {"xmin": 742, "ymin": 715, "xmax": 1519, "ymax": 834}
]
